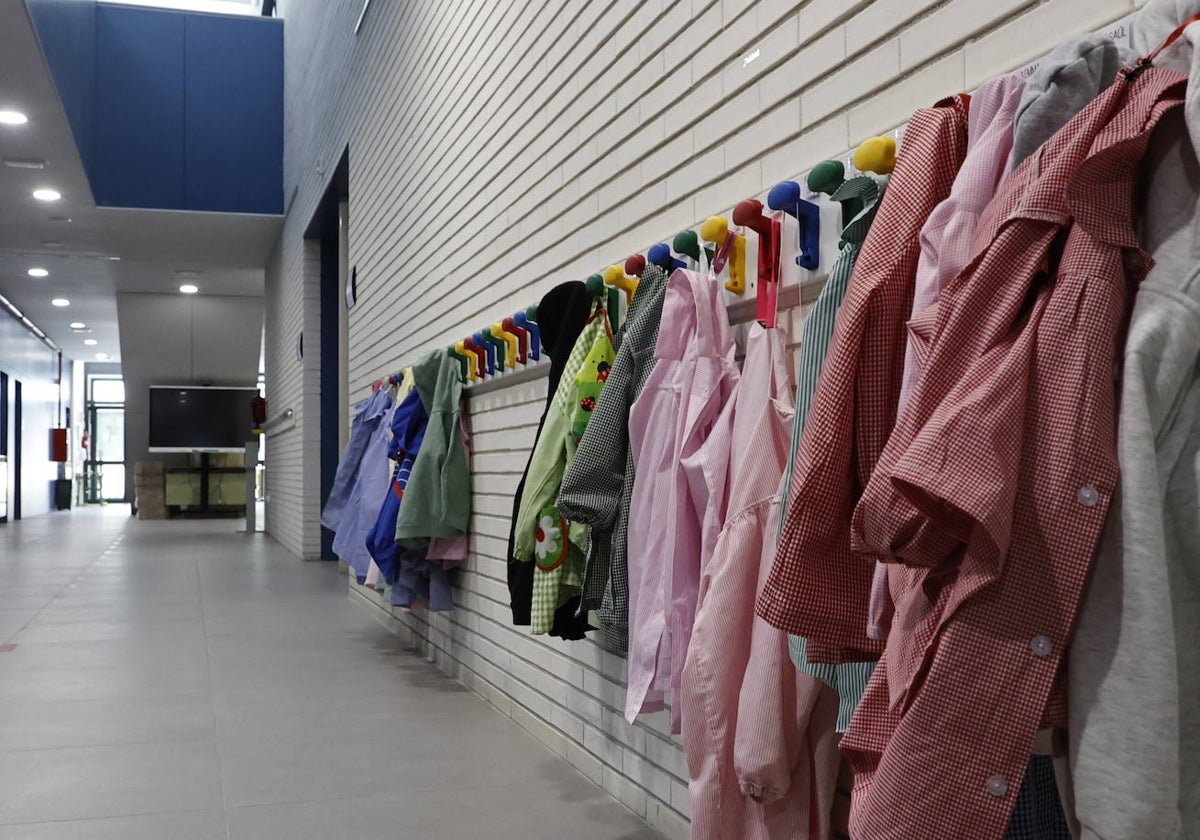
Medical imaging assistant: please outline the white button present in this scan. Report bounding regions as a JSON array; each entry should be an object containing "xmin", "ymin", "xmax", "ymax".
[
  {"xmin": 1031, "ymin": 635, "xmax": 1052, "ymax": 657},
  {"xmin": 1077, "ymin": 486, "xmax": 1099, "ymax": 507},
  {"xmin": 986, "ymin": 775, "xmax": 1008, "ymax": 797}
]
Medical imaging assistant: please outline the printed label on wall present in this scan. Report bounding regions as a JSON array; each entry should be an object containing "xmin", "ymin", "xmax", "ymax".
[{"xmin": 1016, "ymin": 13, "xmax": 1135, "ymax": 80}]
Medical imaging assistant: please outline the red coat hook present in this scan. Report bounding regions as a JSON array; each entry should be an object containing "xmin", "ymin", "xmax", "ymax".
[{"xmin": 733, "ymin": 199, "xmax": 782, "ymax": 328}]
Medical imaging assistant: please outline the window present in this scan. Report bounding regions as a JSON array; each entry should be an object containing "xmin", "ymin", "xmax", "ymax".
[{"xmin": 90, "ymin": 378, "xmax": 125, "ymax": 404}]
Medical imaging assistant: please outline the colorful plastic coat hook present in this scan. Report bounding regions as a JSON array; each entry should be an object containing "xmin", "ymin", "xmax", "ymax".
[
  {"xmin": 700, "ymin": 216, "xmax": 747, "ymax": 295},
  {"xmin": 647, "ymin": 243, "xmax": 686, "ymax": 273},
  {"xmin": 767, "ymin": 180, "xmax": 821, "ymax": 271},
  {"xmin": 733, "ymin": 198, "xmax": 782, "ymax": 328},
  {"xmin": 516, "ymin": 308, "xmax": 541, "ymax": 361},
  {"xmin": 854, "ymin": 136, "xmax": 896, "ymax": 175},
  {"xmin": 603, "ymin": 264, "xmax": 638, "ymax": 303}
]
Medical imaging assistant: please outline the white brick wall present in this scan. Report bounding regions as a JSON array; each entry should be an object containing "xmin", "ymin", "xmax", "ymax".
[{"xmin": 265, "ymin": 0, "xmax": 1137, "ymax": 833}]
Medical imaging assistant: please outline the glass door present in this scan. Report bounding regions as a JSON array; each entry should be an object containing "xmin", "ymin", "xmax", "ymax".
[
  {"xmin": 84, "ymin": 376, "xmax": 127, "ymax": 504},
  {"xmin": 0, "ymin": 371, "xmax": 7, "ymax": 523}
]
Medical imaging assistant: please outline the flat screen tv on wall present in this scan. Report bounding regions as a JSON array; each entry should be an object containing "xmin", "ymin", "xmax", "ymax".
[{"xmin": 148, "ymin": 386, "xmax": 259, "ymax": 453}]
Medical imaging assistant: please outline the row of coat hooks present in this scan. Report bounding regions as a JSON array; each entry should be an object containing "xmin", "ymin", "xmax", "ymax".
[{"xmin": 372, "ymin": 133, "xmax": 899, "ymax": 391}]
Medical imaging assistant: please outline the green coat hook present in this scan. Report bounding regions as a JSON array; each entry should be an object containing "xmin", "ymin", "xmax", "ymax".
[
  {"xmin": 672, "ymin": 229, "xmax": 715, "ymax": 265},
  {"xmin": 481, "ymin": 325, "xmax": 506, "ymax": 369},
  {"xmin": 808, "ymin": 159, "xmax": 862, "ymax": 223}
]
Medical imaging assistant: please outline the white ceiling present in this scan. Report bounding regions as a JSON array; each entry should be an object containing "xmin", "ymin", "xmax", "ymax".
[{"xmin": 0, "ymin": 0, "xmax": 282, "ymax": 364}]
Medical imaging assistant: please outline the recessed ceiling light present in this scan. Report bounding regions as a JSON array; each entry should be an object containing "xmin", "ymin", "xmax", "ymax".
[
  {"xmin": 27, "ymin": 267, "xmax": 48, "ymax": 278},
  {"xmin": 0, "ymin": 110, "xmax": 28, "ymax": 125},
  {"xmin": 83, "ymin": 339, "xmax": 98, "ymax": 346},
  {"xmin": 33, "ymin": 188, "xmax": 61, "ymax": 201},
  {"xmin": 69, "ymin": 322, "xmax": 86, "ymax": 329},
  {"xmin": 179, "ymin": 284, "xmax": 199, "ymax": 295},
  {"xmin": 106, "ymin": 256, "xmax": 121, "ymax": 261},
  {"xmin": 51, "ymin": 298, "xmax": 69, "ymax": 307},
  {"xmin": 3, "ymin": 157, "xmax": 47, "ymax": 169},
  {"xmin": 42, "ymin": 240, "xmax": 64, "ymax": 248},
  {"xmin": 95, "ymin": 353, "xmax": 110, "ymax": 361}
]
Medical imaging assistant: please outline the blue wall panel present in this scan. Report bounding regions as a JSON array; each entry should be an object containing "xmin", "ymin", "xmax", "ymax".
[
  {"xmin": 184, "ymin": 15, "xmax": 284, "ymax": 214},
  {"xmin": 92, "ymin": 5, "xmax": 186, "ymax": 209},
  {"xmin": 24, "ymin": 0, "xmax": 96, "ymax": 174},
  {"xmin": 27, "ymin": 2, "xmax": 283, "ymax": 215}
]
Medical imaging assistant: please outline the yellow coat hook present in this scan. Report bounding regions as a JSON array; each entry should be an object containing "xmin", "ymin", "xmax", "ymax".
[
  {"xmin": 492, "ymin": 323, "xmax": 518, "ymax": 369},
  {"xmin": 700, "ymin": 215, "xmax": 747, "ymax": 295},
  {"xmin": 455, "ymin": 340, "xmax": 478, "ymax": 383},
  {"xmin": 603, "ymin": 264, "xmax": 638, "ymax": 304},
  {"xmin": 853, "ymin": 136, "xmax": 896, "ymax": 175}
]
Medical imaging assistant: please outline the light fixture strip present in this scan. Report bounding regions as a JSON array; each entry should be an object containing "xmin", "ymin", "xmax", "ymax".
[{"xmin": 0, "ymin": 291, "xmax": 59, "ymax": 352}]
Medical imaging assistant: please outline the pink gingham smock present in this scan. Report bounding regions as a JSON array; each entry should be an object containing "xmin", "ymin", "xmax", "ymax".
[
  {"xmin": 625, "ymin": 269, "xmax": 738, "ymax": 730},
  {"xmin": 682, "ymin": 322, "xmax": 840, "ymax": 840}
]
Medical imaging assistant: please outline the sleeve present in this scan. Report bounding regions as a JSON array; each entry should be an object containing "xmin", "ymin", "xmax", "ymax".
[
  {"xmin": 733, "ymin": 618, "xmax": 799, "ymax": 803},
  {"xmin": 735, "ymin": 504, "xmax": 841, "ymax": 809},
  {"xmin": 513, "ymin": 403, "xmax": 570, "ymax": 563},
  {"xmin": 556, "ymin": 340, "xmax": 634, "ymax": 529},
  {"xmin": 320, "ymin": 399, "xmax": 375, "ymax": 531},
  {"xmin": 869, "ymin": 318, "xmax": 1036, "ymax": 571},
  {"xmin": 438, "ymin": 397, "xmax": 471, "ymax": 537},
  {"xmin": 735, "ymin": 498, "xmax": 799, "ymax": 802}
]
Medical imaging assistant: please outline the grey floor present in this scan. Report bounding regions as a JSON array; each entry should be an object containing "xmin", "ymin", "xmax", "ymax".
[{"xmin": 0, "ymin": 507, "xmax": 662, "ymax": 839}]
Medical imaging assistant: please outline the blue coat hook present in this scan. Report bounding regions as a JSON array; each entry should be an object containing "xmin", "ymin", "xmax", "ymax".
[
  {"xmin": 767, "ymin": 180, "xmax": 821, "ymax": 271},
  {"xmin": 516, "ymin": 309, "xmax": 541, "ymax": 361},
  {"xmin": 647, "ymin": 243, "xmax": 686, "ymax": 273},
  {"xmin": 473, "ymin": 331, "xmax": 496, "ymax": 376}
]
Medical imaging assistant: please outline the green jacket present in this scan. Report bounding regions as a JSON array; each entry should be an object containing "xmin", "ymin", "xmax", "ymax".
[
  {"xmin": 514, "ymin": 304, "xmax": 613, "ymax": 633},
  {"xmin": 395, "ymin": 349, "xmax": 469, "ymax": 541}
]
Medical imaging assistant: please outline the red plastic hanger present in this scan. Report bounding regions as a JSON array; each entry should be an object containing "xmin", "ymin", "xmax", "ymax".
[{"xmin": 733, "ymin": 198, "xmax": 782, "ymax": 328}]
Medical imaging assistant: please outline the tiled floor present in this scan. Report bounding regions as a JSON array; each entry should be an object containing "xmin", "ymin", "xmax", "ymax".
[{"xmin": 0, "ymin": 508, "xmax": 663, "ymax": 839}]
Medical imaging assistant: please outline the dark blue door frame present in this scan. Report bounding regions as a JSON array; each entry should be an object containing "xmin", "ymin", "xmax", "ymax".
[
  {"xmin": 308, "ymin": 148, "xmax": 349, "ymax": 561},
  {"xmin": 13, "ymin": 380, "xmax": 21, "ymax": 522},
  {"xmin": 318, "ymin": 226, "xmax": 338, "ymax": 560}
]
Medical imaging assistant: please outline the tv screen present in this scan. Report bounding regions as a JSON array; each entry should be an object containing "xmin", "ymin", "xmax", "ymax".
[{"xmin": 148, "ymin": 386, "xmax": 258, "ymax": 452}]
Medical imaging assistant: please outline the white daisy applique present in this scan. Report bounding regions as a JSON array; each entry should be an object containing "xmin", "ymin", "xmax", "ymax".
[{"xmin": 534, "ymin": 508, "xmax": 568, "ymax": 571}]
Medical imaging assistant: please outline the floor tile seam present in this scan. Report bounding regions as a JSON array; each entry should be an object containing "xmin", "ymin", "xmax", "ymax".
[
  {"xmin": 0, "ymin": 733, "xmax": 217, "ymax": 758},
  {"xmin": 0, "ymin": 691, "xmax": 211, "ymax": 708},
  {"xmin": 0, "ymin": 805, "xmax": 225, "ymax": 828},
  {"xmin": 1, "ymin": 529, "xmax": 131, "ymax": 645},
  {"xmin": 221, "ymin": 779, "xmax": 540, "ymax": 814}
]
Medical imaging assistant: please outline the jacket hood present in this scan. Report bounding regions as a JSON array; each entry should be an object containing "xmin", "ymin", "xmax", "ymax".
[
  {"xmin": 1010, "ymin": 34, "xmax": 1132, "ymax": 169},
  {"xmin": 537, "ymin": 281, "xmax": 594, "ymax": 360},
  {"xmin": 411, "ymin": 348, "xmax": 458, "ymax": 414}
]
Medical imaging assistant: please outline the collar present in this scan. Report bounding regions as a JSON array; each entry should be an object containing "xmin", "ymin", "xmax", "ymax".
[
  {"xmin": 993, "ymin": 66, "xmax": 1185, "ymax": 248},
  {"xmin": 833, "ymin": 176, "xmax": 881, "ymax": 245},
  {"xmin": 1067, "ymin": 66, "xmax": 1187, "ymax": 248}
]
